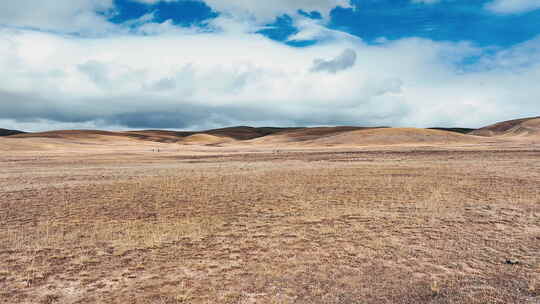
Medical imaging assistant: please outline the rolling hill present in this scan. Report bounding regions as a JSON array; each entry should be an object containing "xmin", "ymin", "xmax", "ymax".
[
  {"xmin": 248, "ymin": 127, "xmax": 384, "ymax": 145},
  {"xmin": 9, "ymin": 126, "xmax": 296, "ymax": 143},
  {"xmin": 248, "ymin": 126, "xmax": 482, "ymax": 146},
  {"xmin": 301, "ymin": 128, "xmax": 480, "ymax": 146},
  {"xmin": 471, "ymin": 116, "xmax": 540, "ymax": 137},
  {"xmin": 179, "ymin": 134, "xmax": 232, "ymax": 145},
  {"xmin": 202, "ymin": 126, "xmax": 299, "ymax": 140},
  {"xmin": 4, "ymin": 116, "xmax": 540, "ymax": 151},
  {"xmin": 428, "ymin": 128, "xmax": 475, "ymax": 134},
  {"xmin": 0, "ymin": 128, "xmax": 26, "ymax": 137}
]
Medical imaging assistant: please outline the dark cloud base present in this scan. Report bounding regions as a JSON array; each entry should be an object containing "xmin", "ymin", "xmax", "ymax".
[{"xmin": 0, "ymin": 90, "xmax": 412, "ymax": 131}]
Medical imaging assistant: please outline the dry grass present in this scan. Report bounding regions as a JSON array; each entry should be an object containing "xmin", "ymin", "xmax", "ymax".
[{"xmin": 0, "ymin": 147, "xmax": 539, "ymax": 304}]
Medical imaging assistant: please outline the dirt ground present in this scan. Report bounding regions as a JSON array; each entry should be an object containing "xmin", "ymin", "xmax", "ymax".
[{"xmin": 1, "ymin": 145, "xmax": 539, "ymax": 303}]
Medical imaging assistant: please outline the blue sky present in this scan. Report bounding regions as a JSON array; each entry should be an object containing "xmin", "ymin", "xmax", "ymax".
[
  {"xmin": 109, "ymin": 0, "xmax": 540, "ymax": 47},
  {"xmin": 0, "ymin": 0, "xmax": 539, "ymax": 131},
  {"xmin": 112, "ymin": 0, "xmax": 218, "ymax": 27},
  {"xmin": 330, "ymin": 0, "xmax": 540, "ymax": 47}
]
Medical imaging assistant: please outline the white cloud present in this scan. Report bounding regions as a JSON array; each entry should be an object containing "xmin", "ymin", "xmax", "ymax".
[
  {"xmin": 0, "ymin": 0, "xmax": 116, "ymax": 33},
  {"xmin": 0, "ymin": 24, "xmax": 539, "ymax": 131},
  {"xmin": 287, "ymin": 17, "xmax": 358, "ymax": 42},
  {"xmin": 485, "ymin": 0, "xmax": 540, "ymax": 14},
  {"xmin": 0, "ymin": 1, "xmax": 538, "ymax": 131},
  {"xmin": 311, "ymin": 49, "xmax": 357, "ymax": 73},
  {"xmin": 0, "ymin": 0, "xmax": 354, "ymax": 38}
]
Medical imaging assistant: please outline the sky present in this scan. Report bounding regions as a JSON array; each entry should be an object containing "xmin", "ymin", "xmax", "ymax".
[{"xmin": 0, "ymin": 0, "xmax": 539, "ymax": 131}]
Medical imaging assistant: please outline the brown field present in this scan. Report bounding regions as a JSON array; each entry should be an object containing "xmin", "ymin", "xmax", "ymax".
[{"xmin": 1, "ymin": 121, "xmax": 540, "ymax": 304}]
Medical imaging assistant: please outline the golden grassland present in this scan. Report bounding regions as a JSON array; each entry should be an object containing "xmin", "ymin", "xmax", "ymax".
[{"xmin": 1, "ymin": 147, "xmax": 539, "ymax": 303}]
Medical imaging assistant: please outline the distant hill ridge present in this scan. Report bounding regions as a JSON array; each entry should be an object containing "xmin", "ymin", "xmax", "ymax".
[
  {"xmin": 471, "ymin": 116, "xmax": 540, "ymax": 137},
  {"xmin": 2, "ymin": 116, "xmax": 539, "ymax": 147},
  {"xmin": 428, "ymin": 128, "xmax": 475, "ymax": 134},
  {"xmin": 8, "ymin": 127, "xmax": 300, "ymax": 143},
  {"xmin": 0, "ymin": 128, "xmax": 26, "ymax": 137}
]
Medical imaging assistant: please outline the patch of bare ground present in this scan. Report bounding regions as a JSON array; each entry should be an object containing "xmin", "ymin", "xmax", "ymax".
[{"xmin": 0, "ymin": 147, "xmax": 539, "ymax": 303}]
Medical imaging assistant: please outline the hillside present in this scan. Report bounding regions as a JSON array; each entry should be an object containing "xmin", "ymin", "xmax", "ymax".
[
  {"xmin": 180, "ymin": 134, "xmax": 232, "ymax": 145},
  {"xmin": 203, "ymin": 126, "xmax": 300, "ymax": 140},
  {"xmin": 12, "ymin": 130, "xmax": 126, "ymax": 139},
  {"xmin": 304, "ymin": 128, "xmax": 481, "ymax": 146},
  {"xmin": 428, "ymin": 128, "xmax": 475, "ymax": 134},
  {"xmin": 9, "ymin": 126, "xmax": 296, "ymax": 142},
  {"xmin": 9, "ymin": 118, "xmax": 540, "ymax": 150},
  {"xmin": 249, "ymin": 127, "xmax": 383, "ymax": 145},
  {"xmin": 0, "ymin": 128, "xmax": 26, "ymax": 137},
  {"xmin": 471, "ymin": 116, "xmax": 540, "ymax": 137}
]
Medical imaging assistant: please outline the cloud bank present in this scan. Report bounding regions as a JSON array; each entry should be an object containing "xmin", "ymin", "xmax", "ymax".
[
  {"xmin": 0, "ymin": 0, "xmax": 115, "ymax": 33},
  {"xmin": 0, "ymin": 1, "xmax": 539, "ymax": 131}
]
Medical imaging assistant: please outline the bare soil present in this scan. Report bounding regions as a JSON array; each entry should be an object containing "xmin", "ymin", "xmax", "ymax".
[{"xmin": 1, "ymin": 142, "xmax": 539, "ymax": 303}]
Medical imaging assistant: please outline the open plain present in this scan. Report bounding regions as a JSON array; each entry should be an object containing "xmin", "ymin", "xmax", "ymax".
[{"xmin": 1, "ymin": 120, "xmax": 540, "ymax": 304}]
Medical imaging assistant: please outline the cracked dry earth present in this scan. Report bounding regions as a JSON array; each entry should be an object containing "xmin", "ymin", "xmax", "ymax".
[{"xmin": 0, "ymin": 149, "xmax": 539, "ymax": 303}]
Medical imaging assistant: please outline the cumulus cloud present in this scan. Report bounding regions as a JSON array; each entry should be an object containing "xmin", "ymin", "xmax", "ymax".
[
  {"xmin": 0, "ymin": 25, "xmax": 539, "ymax": 131},
  {"xmin": 311, "ymin": 49, "xmax": 358, "ymax": 73},
  {"xmin": 0, "ymin": 1, "xmax": 538, "ymax": 132},
  {"xmin": 287, "ymin": 16, "xmax": 359, "ymax": 43},
  {"xmin": 485, "ymin": 0, "xmax": 540, "ymax": 14},
  {"xmin": 0, "ymin": 0, "xmax": 355, "ymax": 37},
  {"xmin": 0, "ymin": 0, "xmax": 116, "ymax": 33}
]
